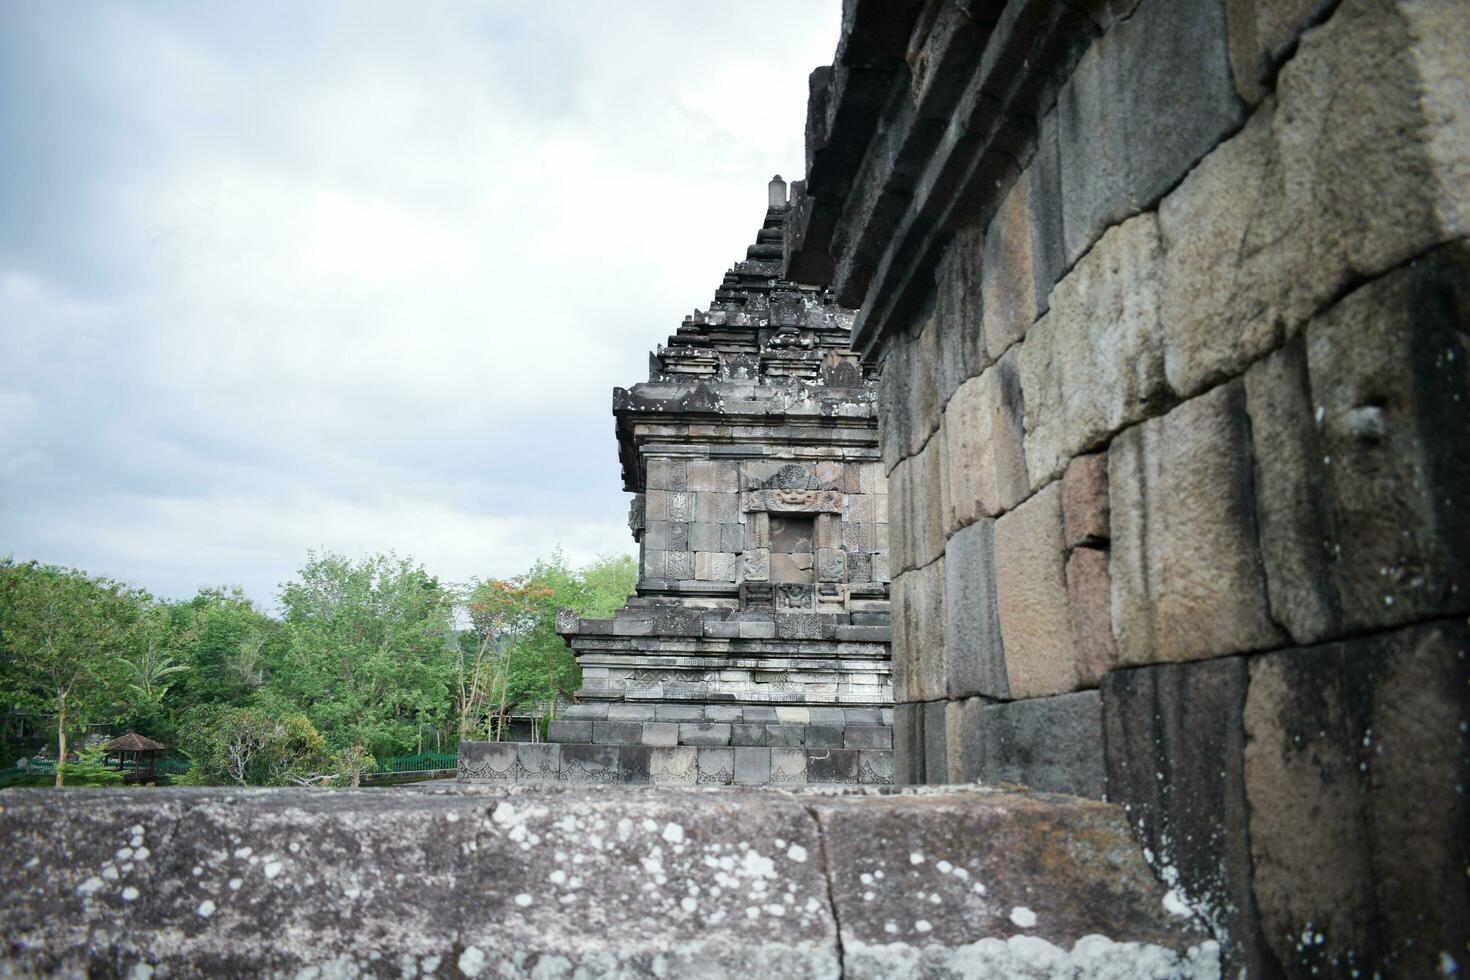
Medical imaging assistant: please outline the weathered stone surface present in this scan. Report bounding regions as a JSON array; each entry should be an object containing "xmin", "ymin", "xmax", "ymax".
[
  {"xmin": 548, "ymin": 720, "xmax": 592, "ymax": 744},
  {"xmin": 980, "ymin": 172, "xmax": 1039, "ymax": 358},
  {"xmin": 1243, "ymin": 621, "xmax": 1470, "ymax": 978},
  {"xmin": 1018, "ymin": 213, "xmax": 1168, "ymax": 489},
  {"xmin": 1246, "ymin": 246, "xmax": 1470, "ymax": 645},
  {"xmin": 994, "ymin": 482, "xmax": 1079, "ymax": 698},
  {"xmin": 697, "ymin": 747, "xmax": 735, "ymax": 785},
  {"xmin": 979, "ymin": 692, "xmax": 1103, "ymax": 799},
  {"xmin": 1160, "ymin": 0, "xmax": 1470, "ymax": 400},
  {"xmin": 807, "ymin": 747, "xmax": 860, "ymax": 785},
  {"xmin": 560, "ymin": 743, "xmax": 622, "ymax": 783},
  {"xmin": 734, "ymin": 747, "xmax": 773, "ymax": 785},
  {"xmin": 1103, "ymin": 656, "xmax": 1269, "ymax": 978},
  {"xmin": 1109, "ymin": 381, "xmax": 1283, "ymax": 665},
  {"xmin": 809, "ymin": 788, "xmax": 1218, "ymax": 978},
  {"xmin": 1061, "ymin": 451, "xmax": 1109, "ymax": 548},
  {"xmin": 894, "ymin": 702, "xmax": 924, "ymax": 785},
  {"xmin": 0, "ymin": 787, "xmax": 845, "ymax": 977},
  {"xmin": 933, "ymin": 221, "xmax": 988, "ymax": 404},
  {"xmin": 923, "ymin": 699, "xmax": 948, "ymax": 786},
  {"xmin": 907, "ymin": 557, "xmax": 948, "ymax": 703},
  {"xmin": 1224, "ymin": 0, "xmax": 1333, "ymax": 104},
  {"xmin": 1065, "ymin": 546, "xmax": 1118, "ymax": 688},
  {"xmin": 594, "ymin": 721, "xmax": 644, "ymax": 746},
  {"xmin": 942, "ymin": 351, "xmax": 1029, "ymax": 531},
  {"xmin": 943, "ymin": 519, "xmax": 1009, "ymax": 699},
  {"xmin": 680, "ymin": 723, "xmax": 732, "ymax": 747},
  {"xmin": 1057, "ymin": 0, "xmax": 1243, "ymax": 267},
  {"xmin": 943, "ymin": 696, "xmax": 986, "ymax": 784}
]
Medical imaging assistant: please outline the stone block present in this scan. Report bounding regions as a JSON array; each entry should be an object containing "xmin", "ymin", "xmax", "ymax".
[
  {"xmin": 645, "ymin": 458, "xmax": 687, "ymax": 491},
  {"xmin": 1245, "ymin": 248, "xmax": 1470, "ymax": 646},
  {"xmin": 457, "ymin": 741, "xmax": 515, "ymax": 783},
  {"xmin": 1243, "ymin": 621, "xmax": 1470, "ymax": 978},
  {"xmin": 805, "ymin": 748, "xmax": 859, "ymax": 785},
  {"xmin": 1061, "ymin": 451, "xmax": 1109, "ymax": 548},
  {"xmin": 769, "ymin": 747, "xmax": 808, "ymax": 785},
  {"xmin": 775, "ymin": 706, "xmax": 810, "ymax": 725},
  {"xmin": 845, "ymin": 551, "xmax": 872, "ymax": 583},
  {"xmin": 776, "ymin": 614, "xmax": 822, "ymax": 640},
  {"xmin": 562, "ymin": 702, "xmax": 609, "ymax": 721},
  {"xmin": 816, "ymin": 549, "xmax": 846, "ymax": 582},
  {"xmin": 694, "ymin": 551, "xmax": 738, "ymax": 582},
  {"xmin": 843, "ymin": 708, "xmax": 881, "ymax": 725},
  {"xmin": 641, "ymin": 549, "xmax": 666, "ymax": 580},
  {"xmin": 856, "ymin": 750, "xmax": 894, "ymax": 785},
  {"xmin": 979, "ymin": 691, "xmax": 1104, "ymax": 799},
  {"xmin": 668, "ymin": 521, "xmax": 689, "ymax": 551},
  {"xmin": 804, "ymin": 725, "xmax": 844, "ymax": 749},
  {"xmin": 1030, "ymin": 108, "xmax": 1069, "ymax": 311},
  {"xmin": 720, "ymin": 522, "xmax": 745, "ymax": 553},
  {"xmin": 894, "ymin": 702, "xmax": 924, "ymax": 785},
  {"xmin": 648, "ymin": 746, "xmax": 698, "ymax": 785},
  {"xmin": 679, "ymin": 723, "xmax": 731, "ymax": 747},
  {"xmin": 686, "ymin": 460, "xmax": 738, "ymax": 493},
  {"xmin": 640, "ymin": 722, "xmax": 679, "ymax": 747},
  {"xmin": 943, "ymin": 697, "xmax": 986, "ymax": 784},
  {"xmin": 1110, "ymin": 380, "xmax": 1284, "ymax": 665},
  {"xmin": 642, "ymin": 520, "xmax": 670, "ymax": 551},
  {"xmin": 559, "ymin": 744, "xmax": 621, "ymax": 784},
  {"xmin": 592, "ymin": 721, "xmax": 643, "ymax": 746},
  {"xmin": 944, "ymin": 518, "xmax": 1009, "ymax": 700},
  {"xmin": 689, "ymin": 521, "xmax": 721, "ymax": 552},
  {"xmin": 993, "ymin": 482, "xmax": 1078, "ymax": 698},
  {"xmin": 741, "ymin": 549, "xmax": 770, "ymax": 582},
  {"xmin": 696, "ymin": 747, "xmax": 734, "ymax": 785},
  {"xmin": 923, "ymin": 700, "xmax": 948, "ymax": 785},
  {"xmin": 742, "ymin": 705, "xmax": 778, "ymax": 723},
  {"xmin": 653, "ymin": 705, "xmax": 703, "ymax": 722},
  {"xmin": 514, "ymin": 743, "xmax": 561, "ymax": 782},
  {"xmin": 1160, "ymin": 0, "xmax": 1470, "ymax": 401},
  {"xmin": 703, "ymin": 620, "xmax": 739, "ymax": 639},
  {"xmin": 617, "ymin": 745, "xmax": 653, "ymax": 784},
  {"xmin": 730, "ymin": 724, "xmax": 765, "ymax": 747},
  {"xmin": 809, "ymin": 707, "xmax": 846, "ymax": 725},
  {"xmin": 933, "ymin": 220, "xmax": 988, "ymax": 399},
  {"xmin": 810, "ymin": 788, "xmax": 1215, "ymax": 976},
  {"xmin": 547, "ymin": 720, "xmax": 592, "ymax": 744},
  {"xmin": 733, "ymin": 747, "xmax": 772, "ymax": 785},
  {"xmin": 765, "ymin": 725, "xmax": 805, "ymax": 747},
  {"xmin": 1065, "ymin": 546, "xmax": 1118, "ymax": 688},
  {"xmin": 665, "ymin": 550, "xmax": 694, "ymax": 580},
  {"xmin": 738, "ymin": 619, "xmax": 775, "ymax": 639},
  {"xmin": 981, "ymin": 171, "xmax": 1040, "ymax": 358},
  {"xmin": 842, "ymin": 726, "xmax": 891, "ymax": 750},
  {"xmin": 1103, "ymin": 655, "xmax": 1268, "ymax": 978},
  {"xmin": 1224, "ymin": 0, "xmax": 1332, "ymax": 104},
  {"xmin": 902, "ymin": 557, "xmax": 947, "ymax": 704},
  {"xmin": 1057, "ymin": 0, "xmax": 1243, "ymax": 266},
  {"xmin": 911, "ymin": 434, "xmax": 948, "ymax": 569},
  {"xmin": 607, "ymin": 704, "xmax": 655, "ymax": 722},
  {"xmin": 696, "ymin": 492, "xmax": 740, "ymax": 523},
  {"xmin": 943, "ymin": 352, "xmax": 1029, "ymax": 529},
  {"xmin": 1018, "ymin": 213, "xmax": 1168, "ymax": 489}
]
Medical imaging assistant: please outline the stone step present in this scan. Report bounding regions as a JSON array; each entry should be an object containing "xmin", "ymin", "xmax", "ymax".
[{"xmin": 549, "ymin": 718, "xmax": 893, "ymax": 751}]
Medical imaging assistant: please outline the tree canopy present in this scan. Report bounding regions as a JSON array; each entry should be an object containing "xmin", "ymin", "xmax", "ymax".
[{"xmin": 0, "ymin": 549, "xmax": 637, "ymax": 786}]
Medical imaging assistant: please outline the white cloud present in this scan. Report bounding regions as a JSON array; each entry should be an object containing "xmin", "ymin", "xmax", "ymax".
[{"xmin": 0, "ymin": 0, "xmax": 840, "ymax": 604}]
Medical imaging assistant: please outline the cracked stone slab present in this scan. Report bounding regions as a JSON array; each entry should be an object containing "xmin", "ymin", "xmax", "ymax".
[{"xmin": 0, "ymin": 785, "xmax": 1218, "ymax": 979}]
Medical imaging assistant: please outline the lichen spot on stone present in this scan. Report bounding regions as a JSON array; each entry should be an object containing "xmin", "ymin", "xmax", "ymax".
[
  {"xmin": 445, "ymin": 811, "xmax": 459, "ymax": 823},
  {"xmin": 234, "ymin": 847, "xmax": 252, "ymax": 860},
  {"xmin": 229, "ymin": 878, "xmax": 243, "ymax": 891},
  {"xmin": 910, "ymin": 852, "xmax": 924, "ymax": 865},
  {"xmin": 786, "ymin": 843, "xmax": 807, "ymax": 863},
  {"xmin": 1010, "ymin": 906, "xmax": 1037, "ymax": 928},
  {"xmin": 915, "ymin": 920, "xmax": 932, "ymax": 933},
  {"xmin": 197, "ymin": 899, "xmax": 216, "ymax": 918},
  {"xmin": 77, "ymin": 876, "xmax": 105, "ymax": 897},
  {"xmin": 514, "ymin": 893, "xmax": 533, "ymax": 907},
  {"xmin": 264, "ymin": 861, "xmax": 283, "ymax": 879},
  {"xmin": 122, "ymin": 886, "xmax": 140, "ymax": 902},
  {"xmin": 458, "ymin": 946, "xmax": 486, "ymax": 977},
  {"xmin": 491, "ymin": 802, "xmax": 518, "ymax": 827},
  {"xmin": 661, "ymin": 822, "xmax": 684, "ymax": 844}
]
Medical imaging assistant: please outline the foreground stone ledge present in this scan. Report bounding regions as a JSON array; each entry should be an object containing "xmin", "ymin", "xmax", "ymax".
[{"xmin": 0, "ymin": 785, "xmax": 1217, "ymax": 978}]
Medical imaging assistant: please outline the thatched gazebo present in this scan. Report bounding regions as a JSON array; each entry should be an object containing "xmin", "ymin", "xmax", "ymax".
[{"xmin": 102, "ymin": 732, "xmax": 168, "ymax": 784}]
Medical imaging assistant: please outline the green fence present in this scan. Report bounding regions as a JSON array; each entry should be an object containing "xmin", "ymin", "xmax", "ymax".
[{"xmin": 369, "ymin": 751, "xmax": 458, "ymax": 775}]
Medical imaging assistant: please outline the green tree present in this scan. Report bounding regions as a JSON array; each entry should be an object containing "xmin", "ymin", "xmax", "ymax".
[
  {"xmin": 0, "ymin": 560, "xmax": 137, "ymax": 786},
  {"xmin": 263, "ymin": 552, "xmax": 455, "ymax": 757},
  {"xmin": 176, "ymin": 705, "xmax": 330, "ymax": 786}
]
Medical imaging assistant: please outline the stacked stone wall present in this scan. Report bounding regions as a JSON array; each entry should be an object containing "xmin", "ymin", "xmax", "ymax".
[{"xmin": 788, "ymin": 0, "xmax": 1468, "ymax": 974}]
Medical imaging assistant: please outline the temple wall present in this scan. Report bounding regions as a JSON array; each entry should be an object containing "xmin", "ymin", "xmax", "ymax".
[{"xmin": 787, "ymin": 0, "xmax": 1469, "ymax": 975}]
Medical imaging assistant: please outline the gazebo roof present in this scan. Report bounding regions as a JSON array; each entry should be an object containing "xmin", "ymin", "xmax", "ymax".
[{"xmin": 103, "ymin": 732, "xmax": 167, "ymax": 753}]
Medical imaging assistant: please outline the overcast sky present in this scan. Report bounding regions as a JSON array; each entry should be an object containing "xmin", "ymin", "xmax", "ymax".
[{"xmin": 0, "ymin": 2, "xmax": 839, "ymax": 607}]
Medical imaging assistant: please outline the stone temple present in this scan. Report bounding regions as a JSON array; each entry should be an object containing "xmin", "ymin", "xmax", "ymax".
[{"xmin": 461, "ymin": 176, "xmax": 895, "ymax": 786}]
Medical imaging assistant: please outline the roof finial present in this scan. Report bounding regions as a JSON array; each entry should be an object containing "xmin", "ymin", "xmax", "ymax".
[{"xmin": 768, "ymin": 174, "xmax": 788, "ymax": 209}]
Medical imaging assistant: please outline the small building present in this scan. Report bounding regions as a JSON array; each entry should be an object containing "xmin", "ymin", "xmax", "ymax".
[{"xmin": 101, "ymin": 733, "xmax": 168, "ymax": 784}]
